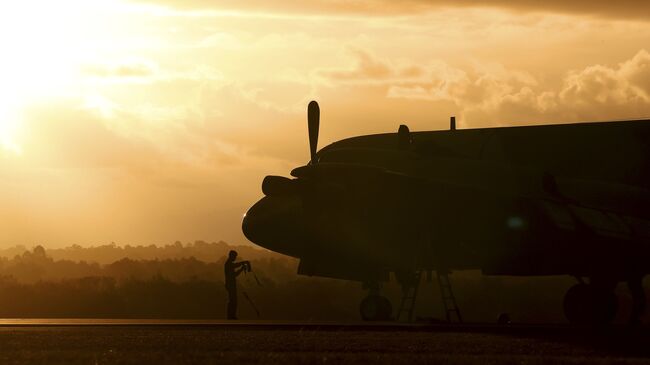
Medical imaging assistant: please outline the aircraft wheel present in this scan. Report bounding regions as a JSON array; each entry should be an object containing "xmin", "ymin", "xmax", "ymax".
[
  {"xmin": 563, "ymin": 283, "xmax": 617, "ymax": 325},
  {"xmin": 360, "ymin": 295, "xmax": 392, "ymax": 321}
]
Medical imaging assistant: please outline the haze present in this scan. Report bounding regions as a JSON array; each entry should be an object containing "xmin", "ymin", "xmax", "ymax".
[{"xmin": 1, "ymin": 0, "xmax": 649, "ymax": 247}]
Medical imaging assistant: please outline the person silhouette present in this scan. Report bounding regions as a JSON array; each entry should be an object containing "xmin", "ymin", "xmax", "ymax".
[{"xmin": 224, "ymin": 250, "xmax": 250, "ymax": 320}]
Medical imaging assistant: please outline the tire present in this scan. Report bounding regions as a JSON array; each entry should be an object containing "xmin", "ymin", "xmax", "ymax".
[
  {"xmin": 360, "ymin": 295, "xmax": 393, "ymax": 321},
  {"xmin": 563, "ymin": 283, "xmax": 617, "ymax": 325}
]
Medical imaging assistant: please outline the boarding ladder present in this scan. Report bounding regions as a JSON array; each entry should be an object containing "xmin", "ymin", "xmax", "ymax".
[
  {"xmin": 437, "ymin": 271, "xmax": 463, "ymax": 323},
  {"xmin": 396, "ymin": 270, "xmax": 422, "ymax": 322}
]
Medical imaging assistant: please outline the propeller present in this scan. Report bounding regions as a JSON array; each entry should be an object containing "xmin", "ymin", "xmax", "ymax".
[
  {"xmin": 308, "ymin": 100, "xmax": 320, "ymax": 165},
  {"xmin": 262, "ymin": 101, "xmax": 320, "ymax": 197}
]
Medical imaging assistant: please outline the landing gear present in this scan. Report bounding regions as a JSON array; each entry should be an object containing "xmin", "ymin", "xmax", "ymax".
[
  {"xmin": 627, "ymin": 276, "xmax": 646, "ymax": 325},
  {"xmin": 563, "ymin": 283, "xmax": 617, "ymax": 325},
  {"xmin": 360, "ymin": 295, "xmax": 392, "ymax": 321},
  {"xmin": 395, "ymin": 271, "xmax": 422, "ymax": 322},
  {"xmin": 360, "ymin": 282, "xmax": 392, "ymax": 321}
]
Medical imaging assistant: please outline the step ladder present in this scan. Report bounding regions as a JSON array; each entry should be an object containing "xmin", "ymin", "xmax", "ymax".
[
  {"xmin": 396, "ymin": 271, "xmax": 422, "ymax": 322},
  {"xmin": 437, "ymin": 271, "xmax": 463, "ymax": 323}
]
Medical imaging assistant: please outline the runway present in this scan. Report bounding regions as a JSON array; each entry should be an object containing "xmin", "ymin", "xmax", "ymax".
[
  {"xmin": 0, "ymin": 318, "xmax": 648, "ymax": 333},
  {"xmin": 0, "ymin": 320, "xmax": 649, "ymax": 364}
]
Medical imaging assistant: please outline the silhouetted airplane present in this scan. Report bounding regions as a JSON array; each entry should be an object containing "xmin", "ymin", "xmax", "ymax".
[{"xmin": 242, "ymin": 101, "xmax": 650, "ymax": 325}]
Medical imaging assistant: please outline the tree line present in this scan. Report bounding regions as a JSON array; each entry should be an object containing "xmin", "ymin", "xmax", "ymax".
[{"xmin": 0, "ymin": 244, "xmax": 644, "ymax": 323}]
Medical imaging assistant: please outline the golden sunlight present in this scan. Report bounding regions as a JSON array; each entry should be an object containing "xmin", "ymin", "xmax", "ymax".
[
  {"xmin": 0, "ymin": 0, "xmax": 127, "ymax": 153},
  {"xmin": 0, "ymin": 103, "xmax": 21, "ymax": 154},
  {"xmin": 0, "ymin": 0, "xmax": 649, "ymax": 251}
]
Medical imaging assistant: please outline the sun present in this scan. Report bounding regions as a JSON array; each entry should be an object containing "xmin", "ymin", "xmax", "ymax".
[
  {"xmin": 0, "ymin": 0, "xmax": 128, "ymax": 154},
  {"xmin": 0, "ymin": 60, "xmax": 24, "ymax": 155},
  {"xmin": 0, "ymin": 105, "xmax": 22, "ymax": 154}
]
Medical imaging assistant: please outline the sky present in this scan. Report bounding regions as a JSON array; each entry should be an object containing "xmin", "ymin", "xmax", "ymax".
[{"xmin": 0, "ymin": 0, "xmax": 649, "ymax": 248}]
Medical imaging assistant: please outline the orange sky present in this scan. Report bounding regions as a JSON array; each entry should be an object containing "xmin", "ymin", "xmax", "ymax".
[{"xmin": 0, "ymin": 0, "xmax": 649, "ymax": 247}]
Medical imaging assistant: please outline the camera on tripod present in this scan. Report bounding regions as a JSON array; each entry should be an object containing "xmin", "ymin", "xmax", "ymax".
[{"xmin": 243, "ymin": 261, "xmax": 252, "ymax": 273}]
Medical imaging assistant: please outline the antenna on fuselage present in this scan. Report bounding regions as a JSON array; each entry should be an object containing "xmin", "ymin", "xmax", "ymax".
[
  {"xmin": 450, "ymin": 116, "xmax": 456, "ymax": 131},
  {"xmin": 398, "ymin": 124, "xmax": 411, "ymax": 149}
]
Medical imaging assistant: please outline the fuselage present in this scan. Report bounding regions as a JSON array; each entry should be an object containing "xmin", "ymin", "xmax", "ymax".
[{"xmin": 243, "ymin": 119, "xmax": 650, "ymax": 282}]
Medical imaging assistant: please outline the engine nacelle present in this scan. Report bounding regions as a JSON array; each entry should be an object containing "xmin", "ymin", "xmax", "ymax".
[{"xmin": 262, "ymin": 175, "xmax": 296, "ymax": 196}]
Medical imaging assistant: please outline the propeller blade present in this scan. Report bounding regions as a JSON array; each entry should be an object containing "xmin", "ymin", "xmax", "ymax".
[{"xmin": 308, "ymin": 100, "xmax": 320, "ymax": 164}]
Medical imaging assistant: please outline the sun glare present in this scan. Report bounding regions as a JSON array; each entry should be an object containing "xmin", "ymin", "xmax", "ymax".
[
  {"xmin": 0, "ymin": 103, "xmax": 22, "ymax": 154},
  {"xmin": 0, "ymin": 0, "xmax": 127, "ymax": 154}
]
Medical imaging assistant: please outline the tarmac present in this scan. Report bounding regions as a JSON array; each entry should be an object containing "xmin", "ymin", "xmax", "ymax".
[{"xmin": 0, "ymin": 320, "xmax": 648, "ymax": 364}]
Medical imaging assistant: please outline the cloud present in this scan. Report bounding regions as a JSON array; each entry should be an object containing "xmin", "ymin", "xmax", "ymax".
[
  {"xmin": 19, "ymin": 93, "xmax": 280, "ymax": 180},
  {"xmin": 130, "ymin": 0, "xmax": 428, "ymax": 15},
  {"xmin": 79, "ymin": 59, "xmax": 224, "ymax": 90},
  {"xmin": 1, "ymin": 92, "xmax": 297, "ymax": 247},
  {"xmin": 20, "ymin": 100, "xmax": 166, "ymax": 172},
  {"xmin": 130, "ymin": 0, "xmax": 650, "ymax": 20},
  {"xmin": 319, "ymin": 49, "xmax": 430, "ymax": 84},
  {"xmin": 319, "ymin": 49, "xmax": 530, "ymax": 119},
  {"xmin": 82, "ymin": 60, "xmax": 157, "ymax": 79},
  {"xmin": 483, "ymin": 49, "xmax": 650, "ymax": 123},
  {"xmin": 321, "ymin": 48, "xmax": 650, "ymax": 125},
  {"xmin": 560, "ymin": 50, "xmax": 650, "ymax": 106},
  {"xmin": 194, "ymin": 83, "xmax": 311, "ymax": 162}
]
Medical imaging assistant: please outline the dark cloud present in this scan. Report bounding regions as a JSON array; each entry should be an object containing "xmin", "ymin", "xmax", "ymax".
[{"xmin": 133, "ymin": 0, "xmax": 650, "ymax": 20}]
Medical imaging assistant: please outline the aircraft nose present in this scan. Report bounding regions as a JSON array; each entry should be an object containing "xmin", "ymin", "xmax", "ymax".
[
  {"xmin": 242, "ymin": 195, "xmax": 305, "ymax": 257},
  {"xmin": 241, "ymin": 208, "xmax": 262, "ymax": 244}
]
